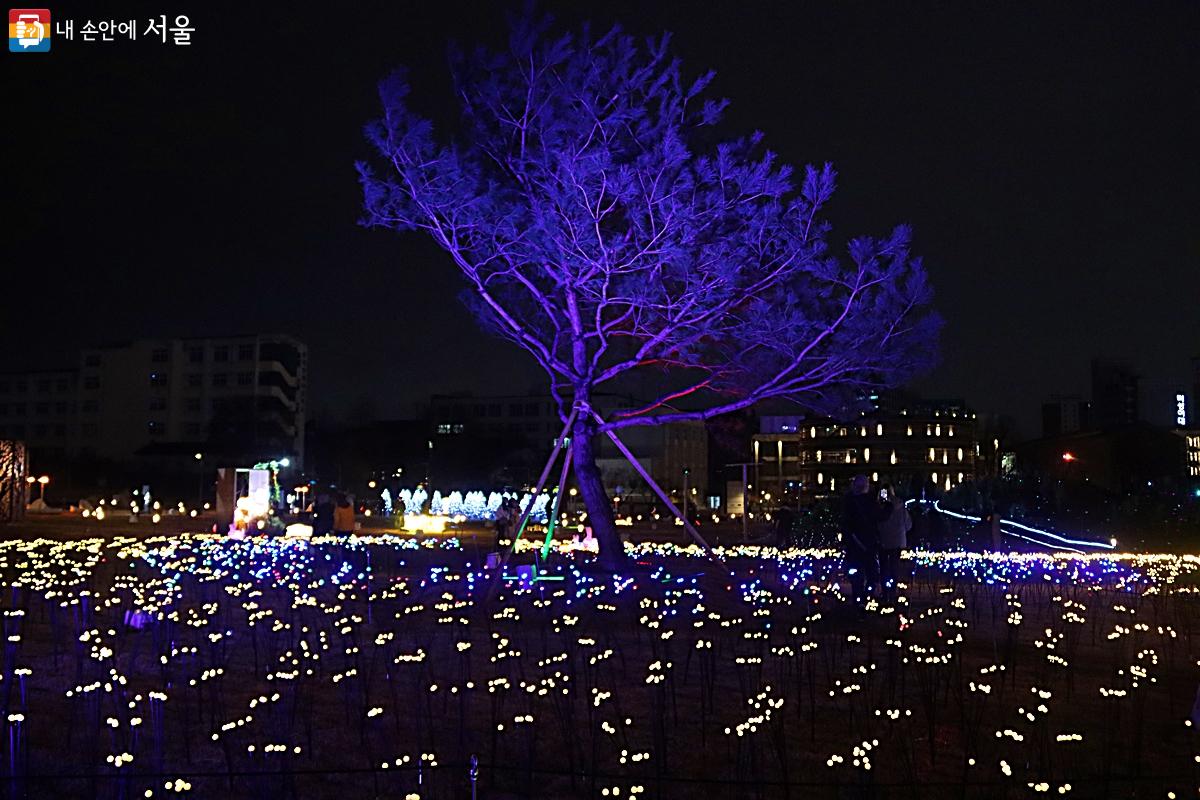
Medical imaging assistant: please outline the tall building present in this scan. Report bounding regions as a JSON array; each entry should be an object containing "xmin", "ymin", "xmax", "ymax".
[
  {"xmin": 595, "ymin": 421, "xmax": 709, "ymax": 507},
  {"xmin": 429, "ymin": 392, "xmax": 563, "ymax": 441},
  {"xmin": 1182, "ymin": 429, "xmax": 1200, "ymax": 483},
  {"xmin": 1091, "ymin": 359, "xmax": 1139, "ymax": 428},
  {"xmin": 1019, "ymin": 424, "xmax": 1187, "ymax": 495},
  {"xmin": 1041, "ymin": 395, "xmax": 1091, "ymax": 437},
  {"xmin": 752, "ymin": 398, "xmax": 980, "ymax": 501},
  {"xmin": 0, "ymin": 369, "xmax": 78, "ymax": 463},
  {"xmin": 1192, "ymin": 355, "xmax": 1200, "ymax": 424},
  {"xmin": 0, "ymin": 334, "xmax": 306, "ymax": 470},
  {"xmin": 425, "ymin": 391, "xmax": 709, "ymax": 501}
]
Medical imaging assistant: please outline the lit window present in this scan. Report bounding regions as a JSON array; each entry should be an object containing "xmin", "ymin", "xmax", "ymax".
[
  {"xmin": 957, "ymin": 448, "xmax": 964, "ymax": 462},
  {"xmin": 863, "ymin": 447, "xmax": 870, "ymax": 462},
  {"xmin": 876, "ymin": 423, "xmax": 883, "ymax": 436}
]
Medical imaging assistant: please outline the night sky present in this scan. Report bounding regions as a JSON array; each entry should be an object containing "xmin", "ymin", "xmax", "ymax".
[{"xmin": 6, "ymin": 1, "xmax": 1198, "ymax": 437}]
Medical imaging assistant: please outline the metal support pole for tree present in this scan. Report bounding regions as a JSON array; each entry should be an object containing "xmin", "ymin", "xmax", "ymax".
[
  {"xmin": 540, "ymin": 441, "xmax": 575, "ymax": 561},
  {"xmin": 484, "ymin": 407, "xmax": 578, "ymax": 603},
  {"xmin": 595, "ymin": 412, "xmax": 714, "ymax": 552}
]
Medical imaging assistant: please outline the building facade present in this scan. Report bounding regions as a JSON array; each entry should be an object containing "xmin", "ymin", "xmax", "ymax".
[
  {"xmin": 1042, "ymin": 395, "xmax": 1091, "ymax": 437},
  {"xmin": 1018, "ymin": 424, "xmax": 1185, "ymax": 495},
  {"xmin": 1091, "ymin": 359, "xmax": 1139, "ymax": 428},
  {"xmin": 0, "ymin": 369, "xmax": 78, "ymax": 464},
  {"xmin": 0, "ymin": 334, "xmax": 306, "ymax": 470},
  {"xmin": 429, "ymin": 392, "xmax": 564, "ymax": 441},
  {"xmin": 426, "ymin": 391, "xmax": 709, "ymax": 502},
  {"xmin": 752, "ymin": 399, "xmax": 981, "ymax": 502},
  {"xmin": 595, "ymin": 420, "xmax": 709, "ymax": 507},
  {"xmin": 1181, "ymin": 429, "xmax": 1200, "ymax": 483}
]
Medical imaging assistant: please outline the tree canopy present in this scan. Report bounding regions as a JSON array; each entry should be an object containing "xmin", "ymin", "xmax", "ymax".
[{"xmin": 359, "ymin": 15, "xmax": 940, "ymax": 428}]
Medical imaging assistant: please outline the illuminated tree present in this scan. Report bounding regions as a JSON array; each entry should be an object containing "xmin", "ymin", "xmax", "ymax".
[{"xmin": 360, "ymin": 16, "xmax": 940, "ymax": 568}]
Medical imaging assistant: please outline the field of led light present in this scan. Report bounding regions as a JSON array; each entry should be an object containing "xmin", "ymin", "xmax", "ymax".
[{"xmin": 1, "ymin": 534, "xmax": 1199, "ymax": 799}]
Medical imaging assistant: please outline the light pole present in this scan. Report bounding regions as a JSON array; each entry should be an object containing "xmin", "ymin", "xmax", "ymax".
[
  {"xmin": 26, "ymin": 475, "xmax": 49, "ymax": 503},
  {"xmin": 194, "ymin": 452, "xmax": 204, "ymax": 510},
  {"xmin": 682, "ymin": 466, "xmax": 690, "ymax": 523}
]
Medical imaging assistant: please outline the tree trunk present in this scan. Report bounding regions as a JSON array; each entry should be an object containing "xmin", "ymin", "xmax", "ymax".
[{"xmin": 572, "ymin": 415, "xmax": 627, "ymax": 571}]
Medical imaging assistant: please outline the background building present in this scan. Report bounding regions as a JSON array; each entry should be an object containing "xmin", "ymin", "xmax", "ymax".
[
  {"xmin": 1042, "ymin": 395, "xmax": 1091, "ymax": 437},
  {"xmin": 1017, "ymin": 423, "xmax": 1185, "ymax": 495},
  {"xmin": 1193, "ymin": 355, "xmax": 1200, "ymax": 423},
  {"xmin": 1180, "ymin": 429, "xmax": 1200, "ymax": 484},
  {"xmin": 79, "ymin": 334, "xmax": 307, "ymax": 465},
  {"xmin": 0, "ymin": 335, "xmax": 306, "ymax": 489},
  {"xmin": 421, "ymin": 391, "xmax": 708, "ymax": 502},
  {"xmin": 429, "ymin": 392, "xmax": 563, "ymax": 442},
  {"xmin": 1091, "ymin": 359, "xmax": 1140, "ymax": 428},
  {"xmin": 752, "ymin": 398, "xmax": 981, "ymax": 502},
  {"xmin": 0, "ymin": 369, "xmax": 78, "ymax": 467},
  {"xmin": 594, "ymin": 421, "xmax": 709, "ymax": 509}
]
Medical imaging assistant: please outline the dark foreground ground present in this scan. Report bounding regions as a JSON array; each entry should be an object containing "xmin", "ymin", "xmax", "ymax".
[{"xmin": 1, "ymin": 525, "xmax": 1198, "ymax": 799}]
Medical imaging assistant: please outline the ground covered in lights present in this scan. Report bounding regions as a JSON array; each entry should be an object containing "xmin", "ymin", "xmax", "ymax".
[{"xmin": 2, "ymin": 534, "xmax": 1199, "ymax": 799}]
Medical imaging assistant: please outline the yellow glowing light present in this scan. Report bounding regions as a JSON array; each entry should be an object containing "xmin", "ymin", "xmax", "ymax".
[{"xmin": 402, "ymin": 514, "xmax": 448, "ymax": 534}]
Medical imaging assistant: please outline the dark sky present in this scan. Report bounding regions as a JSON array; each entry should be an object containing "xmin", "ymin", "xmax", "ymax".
[{"xmin": 7, "ymin": 1, "xmax": 1199, "ymax": 436}]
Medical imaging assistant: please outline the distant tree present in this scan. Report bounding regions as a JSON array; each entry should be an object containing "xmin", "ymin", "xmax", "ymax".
[{"xmin": 359, "ymin": 15, "xmax": 940, "ymax": 568}]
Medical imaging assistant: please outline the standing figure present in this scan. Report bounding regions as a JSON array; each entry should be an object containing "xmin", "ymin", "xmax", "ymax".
[
  {"xmin": 841, "ymin": 475, "xmax": 889, "ymax": 604},
  {"xmin": 876, "ymin": 484, "xmax": 911, "ymax": 601},
  {"xmin": 333, "ymin": 494, "xmax": 356, "ymax": 536},
  {"xmin": 774, "ymin": 505, "xmax": 796, "ymax": 549},
  {"xmin": 494, "ymin": 499, "xmax": 511, "ymax": 551},
  {"xmin": 505, "ymin": 498, "xmax": 523, "ymax": 543},
  {"xmin": 313, "ymin": 493, "xmax": 334, "ymax": 536}
]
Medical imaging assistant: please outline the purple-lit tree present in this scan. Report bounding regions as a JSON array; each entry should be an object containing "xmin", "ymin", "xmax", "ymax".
[{"xmin": 359, "ymin": 16, "xmax": 940, "ymax": 567}]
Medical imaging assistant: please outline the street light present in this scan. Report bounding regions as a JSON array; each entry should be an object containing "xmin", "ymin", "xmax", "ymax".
[
  {"xmin": 193, "ymin": 453, "xmax": 204, "ymax": 509},
  {"xmin": 27, "ymin": 475, "xmax": 49, "ymax": 502},
  {"xmin": 294, "ymin": 485, "xmax": 310, "ymax": 513}
]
